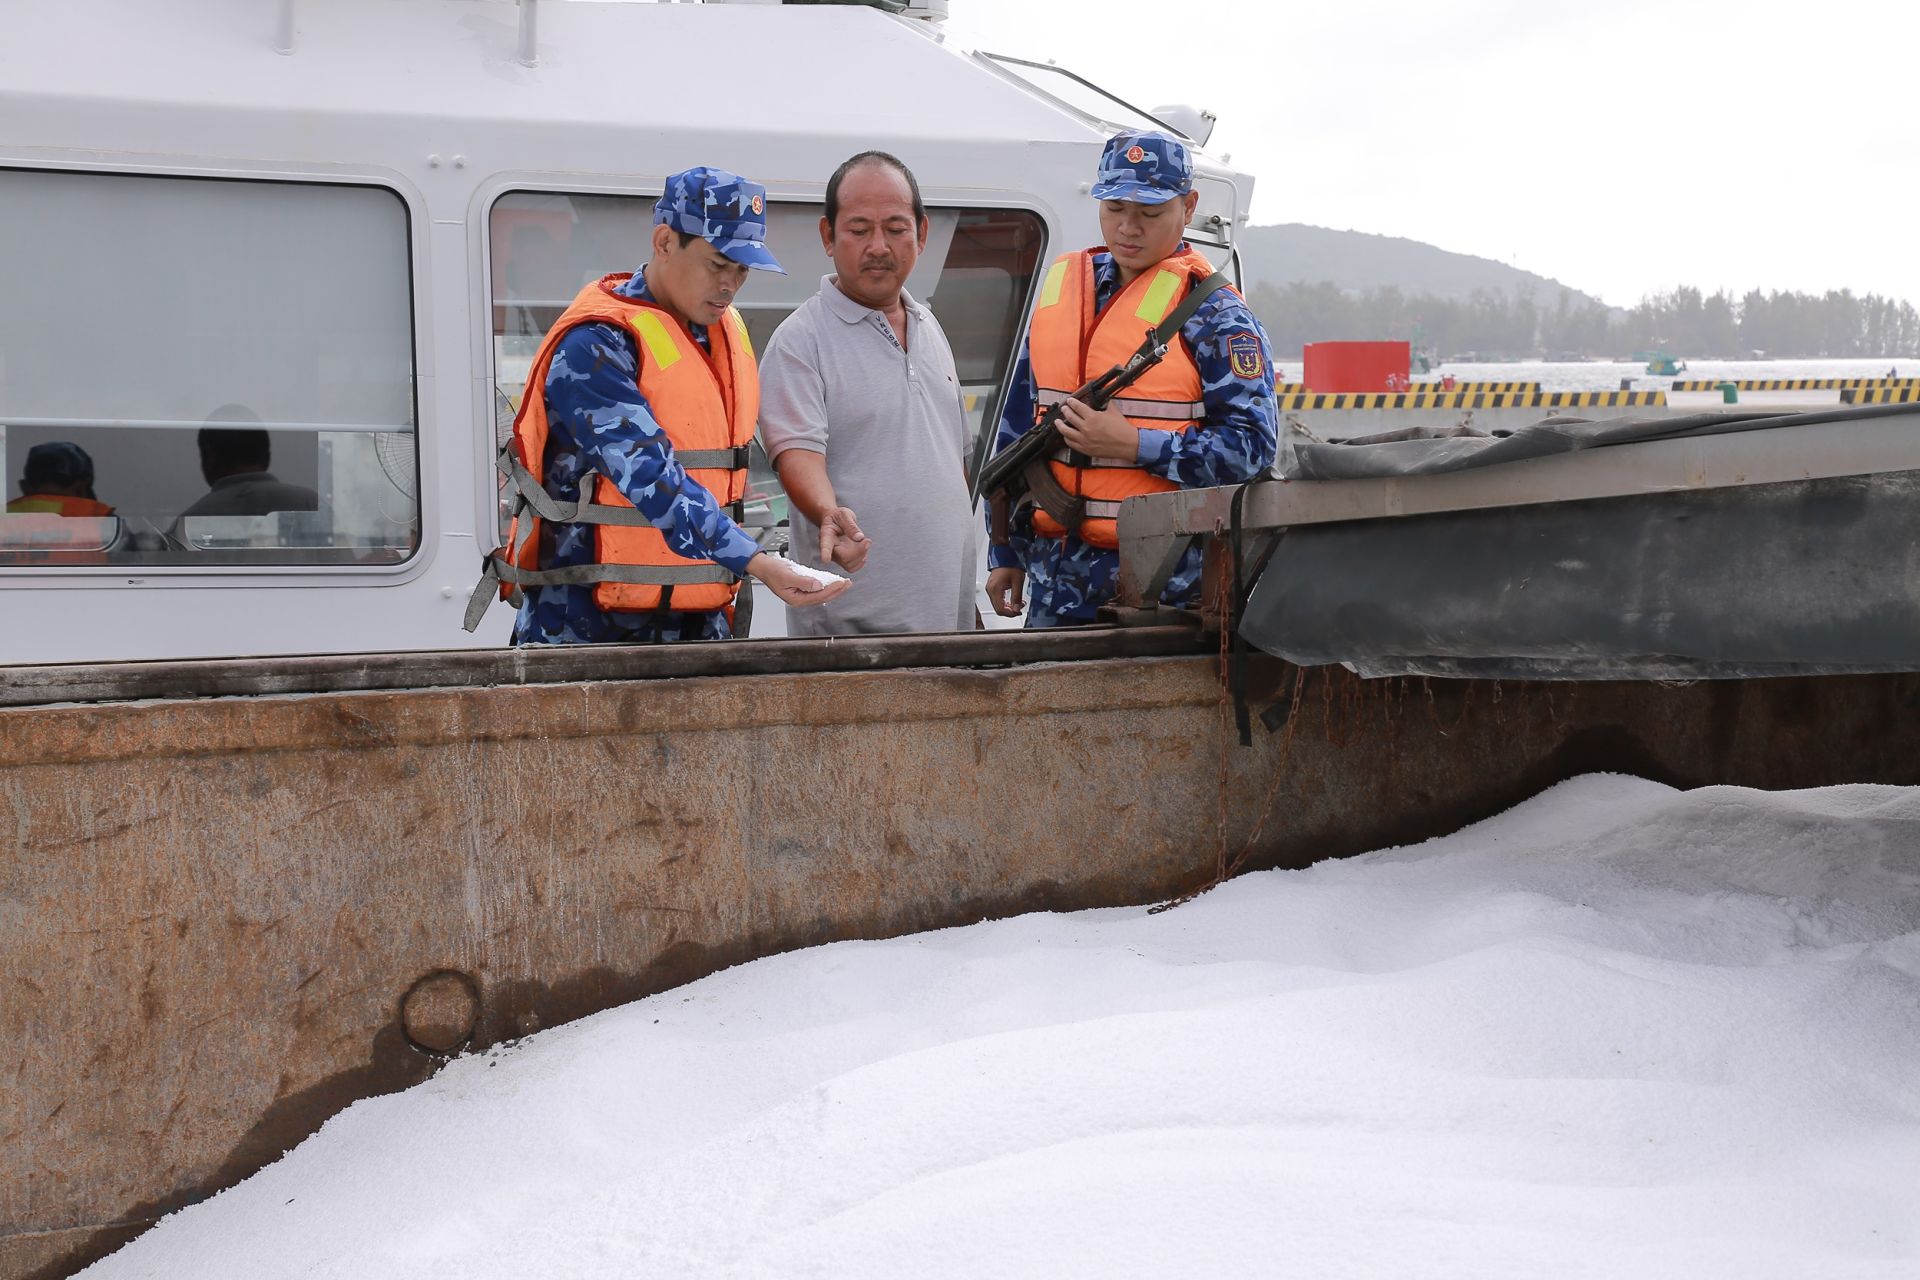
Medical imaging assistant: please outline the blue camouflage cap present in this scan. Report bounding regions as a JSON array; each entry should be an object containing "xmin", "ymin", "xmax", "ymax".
[
  {"xmin": 1089, "ymin": 130, "xmax": 1193, "ymax": 205},
  {"xmin": 654, "ymin": 166, "xmax": 785, "ymax": 274}
]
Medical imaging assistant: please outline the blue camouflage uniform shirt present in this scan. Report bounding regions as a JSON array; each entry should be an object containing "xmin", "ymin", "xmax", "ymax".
[
  {"xmin": 986, "ymin": 247, "xmax": 1279, "ymax": 627},
  {"xmin": 511, "ymin": 269, "xmax": 762, "ymax": 645}
]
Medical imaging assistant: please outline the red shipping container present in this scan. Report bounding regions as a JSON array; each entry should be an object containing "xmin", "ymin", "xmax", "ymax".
[{"xmin": 1303, "ymin": 341, "xmax": 1410, "ymax": 393}]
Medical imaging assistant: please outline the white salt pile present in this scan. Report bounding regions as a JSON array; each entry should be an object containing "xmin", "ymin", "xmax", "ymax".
[{"xmin": 86, "ymin": 776, "xmax": 1920, "ymax": 1279}]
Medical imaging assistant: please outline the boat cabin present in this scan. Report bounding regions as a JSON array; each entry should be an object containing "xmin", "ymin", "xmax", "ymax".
[{"xmin": 0, "ymin": 0, "xmax": 1253, "ymax": 663}]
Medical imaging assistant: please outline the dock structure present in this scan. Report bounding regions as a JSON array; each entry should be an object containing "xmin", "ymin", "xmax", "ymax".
[
  {"xmin": 1841, "ymin": 387, "xmax": 1920, "ymax": 404},
  {"xmin": 1670, "ymin": 378, "xmax": 1920, "ymax": 392},
  {"xmin": 1408, "ymin": 380, "xmax": 1541, "ymax": 394},
  {"xmin": 1276, "ymin": 382, "xmax": 1544, "ymax": 396},
  {"xmin": 1278, "ymin": 390, "xmax": 1666, "ymax": 411}
]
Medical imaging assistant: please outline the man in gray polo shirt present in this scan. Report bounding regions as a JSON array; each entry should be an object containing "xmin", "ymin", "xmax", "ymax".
[{"xmin": 758, "ymin": 151, "xmax": 977, "ymax": 636}]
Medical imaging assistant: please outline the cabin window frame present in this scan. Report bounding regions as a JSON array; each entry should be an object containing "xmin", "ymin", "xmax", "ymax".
[
  {"xmin": 0, "ymin": 160, "xmax": 430, "ymax": 583},
  {"xmin": 973, "ymin": 52, "xmax": 1191, "ymax": 141},
  {"xmin": 475, "ymin": 177, "xmax": 1052, "ymax": 551}
]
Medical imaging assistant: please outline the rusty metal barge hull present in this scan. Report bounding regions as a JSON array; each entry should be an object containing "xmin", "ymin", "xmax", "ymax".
[{"xmin": 5, "ymin": 631, "xmax": 1919, "ymax": 1278}]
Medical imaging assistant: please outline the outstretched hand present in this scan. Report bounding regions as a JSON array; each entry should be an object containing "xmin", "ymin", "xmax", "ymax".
[{"xmin": 746, "ymin": 552, "xmax": 851, "ymax": 608}]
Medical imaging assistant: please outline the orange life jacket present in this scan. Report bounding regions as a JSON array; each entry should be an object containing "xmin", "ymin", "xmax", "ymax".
[
  {"xmin": 5, "ymin": 494, "xmax": 115, "ymax": 518},
  {"xmin": 1026, "ymin": 245, "xmax": 1220, "ymax": 549},
  {"xmin": 1, "ymin": 494, "xmax": 119, "ymax": 563},
  {"xmin": 489, "ymin": 273, "xmax": 757, "ymax": 615}
]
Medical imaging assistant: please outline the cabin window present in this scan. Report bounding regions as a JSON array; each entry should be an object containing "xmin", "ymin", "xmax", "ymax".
[
  {"xmin": 0, "ymin": 169, "xmax": 420, "ymax": 569},
  {"xmin": 487, "ymin": 191, "xmax": 1046, "ymax": 540}
]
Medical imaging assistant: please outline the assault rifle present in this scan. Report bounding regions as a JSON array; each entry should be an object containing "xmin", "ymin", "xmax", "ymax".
[{"xmin": 980, "ymin": 270, "xmax": 1228, "ymax": 542}]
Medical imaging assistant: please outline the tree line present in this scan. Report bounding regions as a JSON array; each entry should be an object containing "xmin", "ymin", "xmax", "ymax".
[{"xmin": 1243, "ymin": 280, "xmax": 1920, "ymax": 360}]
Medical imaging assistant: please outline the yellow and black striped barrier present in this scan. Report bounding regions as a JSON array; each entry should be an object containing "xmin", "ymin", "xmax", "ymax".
[
  {"xmin": 1531, "ymin": 391, "xmax": 1667, "ymax": 407},
  {"xmin": 1282, "ymin": 382, "xmax": 1543, "ymax": 395},
  {"xmin": 1841, "ymin": 387, "xmax": 1920, "ymax": 404},
  {"xmin": 1279, "ymin": 393, "xmax": 1530, "ymax": 410},
  {"xmin": 1277, "ymin": 391, "xmax": 1666, "ymax": 411},
  {"xmin": 1407, "ymin": 381, "xmax": 1542, "ymax": 393},
  {"xmin": 1670, "ymin": 378, "xmax": 1920, "ymax": 391}
]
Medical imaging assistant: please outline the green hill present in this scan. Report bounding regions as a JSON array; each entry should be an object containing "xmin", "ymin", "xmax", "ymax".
[{"xmin": 1235, "ymin": 223, "xmax": 1605, "ymax": 307}]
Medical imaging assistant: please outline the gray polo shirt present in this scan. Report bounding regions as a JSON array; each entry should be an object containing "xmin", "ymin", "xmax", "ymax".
[{"xmin": 759, "ymin": 276, "xmax": 978, "ymax": 635}]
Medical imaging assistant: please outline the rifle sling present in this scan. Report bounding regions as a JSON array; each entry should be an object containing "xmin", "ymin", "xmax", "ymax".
[{"xmin": 1123, "ymin": 268, "xmax": 1231, "ymax": 376}]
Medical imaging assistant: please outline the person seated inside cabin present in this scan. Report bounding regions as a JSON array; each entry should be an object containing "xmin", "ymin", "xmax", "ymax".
[
  {"xmin": 174, "ymin": 405, "xmax": 320, "ymax": 524},
  {"xmin": 6, "ymin": 441, "xmax": 115, "ymax": 517}
]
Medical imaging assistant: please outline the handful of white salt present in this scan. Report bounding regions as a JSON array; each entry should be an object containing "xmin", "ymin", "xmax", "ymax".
[{"xmin": 781, "ymin": 558, "xmax": 848, "ymax": 589}]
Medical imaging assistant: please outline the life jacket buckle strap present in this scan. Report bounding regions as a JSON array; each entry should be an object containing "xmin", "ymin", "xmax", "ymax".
[
  {"xmin": 462, "ymin": 554, "xmax": 504, "ymax": 633},
  {"xmin": 484, "ymin": 561, "xmax": 737, "ymax": 588},
  {"xmin": 673, "ymin": 445, "xmax": 752, "ymax": 470},
  {"xmin": 1047, "ymin": 446, "xmax": 1137, "ymax": 470},
  {"xmin": 504, "ymin": 456, "xmax": 658, "ymax": 528}
]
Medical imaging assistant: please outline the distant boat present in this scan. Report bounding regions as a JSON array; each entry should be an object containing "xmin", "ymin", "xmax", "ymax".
[{"xmin": 1638, "ymin": 351, "xmax": 1686, "ymax": 376}]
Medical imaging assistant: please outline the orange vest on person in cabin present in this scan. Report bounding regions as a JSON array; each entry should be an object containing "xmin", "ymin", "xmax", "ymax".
[
  {"xmin": 2, "ymin": 493, "xmax": 118, "ymax": 563},
  {"xmin": 490, "ymin": 273, "xmax": 757, "ymax": 616},
  {"xmin": 5, "ymin": 494, "xmax": 115, "ymax": 518},
  {"xmin": 1025, "ymin": 245, "xmax": 1219, "ymax": 550}
]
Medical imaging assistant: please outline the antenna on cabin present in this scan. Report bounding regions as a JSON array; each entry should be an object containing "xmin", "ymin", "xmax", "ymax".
[
  {"xmin": 273, "ymin": 0, "xmax": 296, "ymax": 55},
  {"xmin": 518, "ymin": 0, "xmax": 538, "ymax": 68}
]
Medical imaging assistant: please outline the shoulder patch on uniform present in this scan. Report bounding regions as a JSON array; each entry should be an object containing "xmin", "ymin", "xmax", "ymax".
[{"xmin": 1226, "ymin": 331, "xmax": 1265, "ymax": 380}]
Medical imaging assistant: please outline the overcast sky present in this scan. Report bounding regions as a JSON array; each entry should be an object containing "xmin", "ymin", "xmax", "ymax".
[{"xmin": 940, "ymin": 0, "xmax": 1918, "ymax": 308}]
